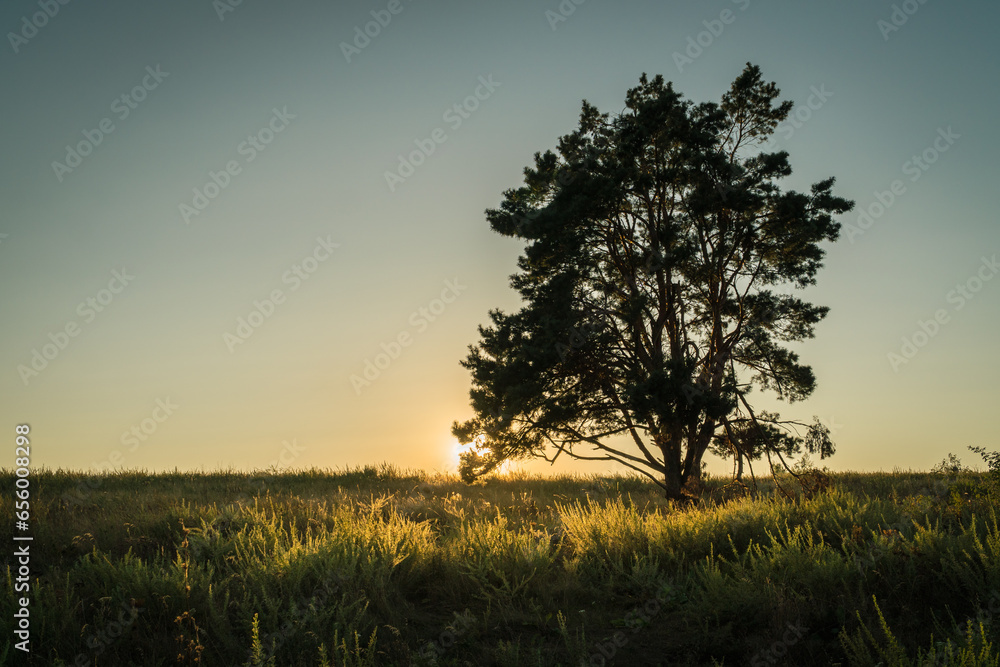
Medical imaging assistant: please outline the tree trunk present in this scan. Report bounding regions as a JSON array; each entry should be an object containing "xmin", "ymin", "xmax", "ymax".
[
  {"xmin": 684, "ymin": 446, "xmax": 707, "ymax": 497},
  {"xmin": 657, "ymin": 429, "xmax": 686, "ymax": 500},
  {"xmin": 663, "ymin": 470, "xmax": 683, "ymax": 499}
]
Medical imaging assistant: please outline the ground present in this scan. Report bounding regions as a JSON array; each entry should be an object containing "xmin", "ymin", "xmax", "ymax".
[{"xmin": 2, "ymin": 465, "xmax": 999, "ymax": 666}]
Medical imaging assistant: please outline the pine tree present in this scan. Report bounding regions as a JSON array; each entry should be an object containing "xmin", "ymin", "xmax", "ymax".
[{"xmin": 453, "ymin": 64, "xmax": 853, "ymax": 499}]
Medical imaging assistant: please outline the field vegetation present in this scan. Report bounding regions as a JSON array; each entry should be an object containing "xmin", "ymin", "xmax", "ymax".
[{"xmin": 3, "ymin": 454, "xmax": 1000, "ymax": 665}]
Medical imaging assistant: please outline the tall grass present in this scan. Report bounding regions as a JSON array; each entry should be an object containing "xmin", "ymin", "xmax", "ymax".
[{"xmin": 2, "ymin": 465, "xmax": 999, "ymax": 665}]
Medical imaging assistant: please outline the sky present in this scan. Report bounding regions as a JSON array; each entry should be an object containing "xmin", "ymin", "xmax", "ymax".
[{"xmin": 1, "ymin": 0, "xmax": 998, "ymax": 478}]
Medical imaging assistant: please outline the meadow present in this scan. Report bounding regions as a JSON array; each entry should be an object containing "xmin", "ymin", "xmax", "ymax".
[{"xmin": 3, "ymin": 464, "xmax": 1000, "ymax": 666}]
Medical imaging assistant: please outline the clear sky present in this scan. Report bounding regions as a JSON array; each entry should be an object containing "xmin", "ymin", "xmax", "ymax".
[{"xmin": 2, "ymin": 0, "xmax": 998, "ymax": 477}]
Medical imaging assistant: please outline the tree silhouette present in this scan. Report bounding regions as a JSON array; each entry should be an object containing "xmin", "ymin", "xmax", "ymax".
[{"xmin": 453, "ymin": 64, "xmax": 853, "ymax": 499}]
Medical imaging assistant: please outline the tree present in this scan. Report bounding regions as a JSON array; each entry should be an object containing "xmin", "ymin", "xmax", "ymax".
[{"xmin": 452, "ymin": 64, "xmax": 854, "ymax": 499}]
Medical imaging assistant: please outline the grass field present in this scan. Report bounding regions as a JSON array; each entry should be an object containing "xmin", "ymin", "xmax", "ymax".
[{"xmin": 3, "ymin": 465, "xmax": 1000, "ymax": 666}]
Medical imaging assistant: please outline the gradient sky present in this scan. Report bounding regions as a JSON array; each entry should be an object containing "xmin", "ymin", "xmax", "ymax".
[{"xmin": 2, "ymin": 0, "xmax": 998, "ymax": 477}]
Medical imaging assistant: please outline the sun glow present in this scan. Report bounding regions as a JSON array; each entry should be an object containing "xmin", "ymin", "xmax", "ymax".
[
  {"xmin": 447, "ymin": 435, "xmax": 516, "ymax": 475},
  {"xmin": 449, "ymin": 438, "xmax": 478, "ymax": 471}
]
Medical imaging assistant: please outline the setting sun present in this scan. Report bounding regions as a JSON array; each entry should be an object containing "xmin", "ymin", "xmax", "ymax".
[
  {"xmin": 447, "ymin": 435, "xmax": 517, "ymax": 475},
  {"xmin": 448, "ymin": 437, "xmax": 476, "ymax": 471}
]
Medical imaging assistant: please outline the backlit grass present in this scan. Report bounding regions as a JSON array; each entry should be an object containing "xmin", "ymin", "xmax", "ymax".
[{"xmin": 2, "ymin": 466, "xmax": 999, "ymax": 665}]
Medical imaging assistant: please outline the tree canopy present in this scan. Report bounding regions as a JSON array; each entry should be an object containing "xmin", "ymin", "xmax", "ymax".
[{"xmin": 453, "ymin": 64, "xmax": 854, "ymax": 499}]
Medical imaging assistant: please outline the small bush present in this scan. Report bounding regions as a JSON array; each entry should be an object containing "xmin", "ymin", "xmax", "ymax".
[{"xmin": 933, "ymin": 452, "xmax": 972, "ymax": 475}]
